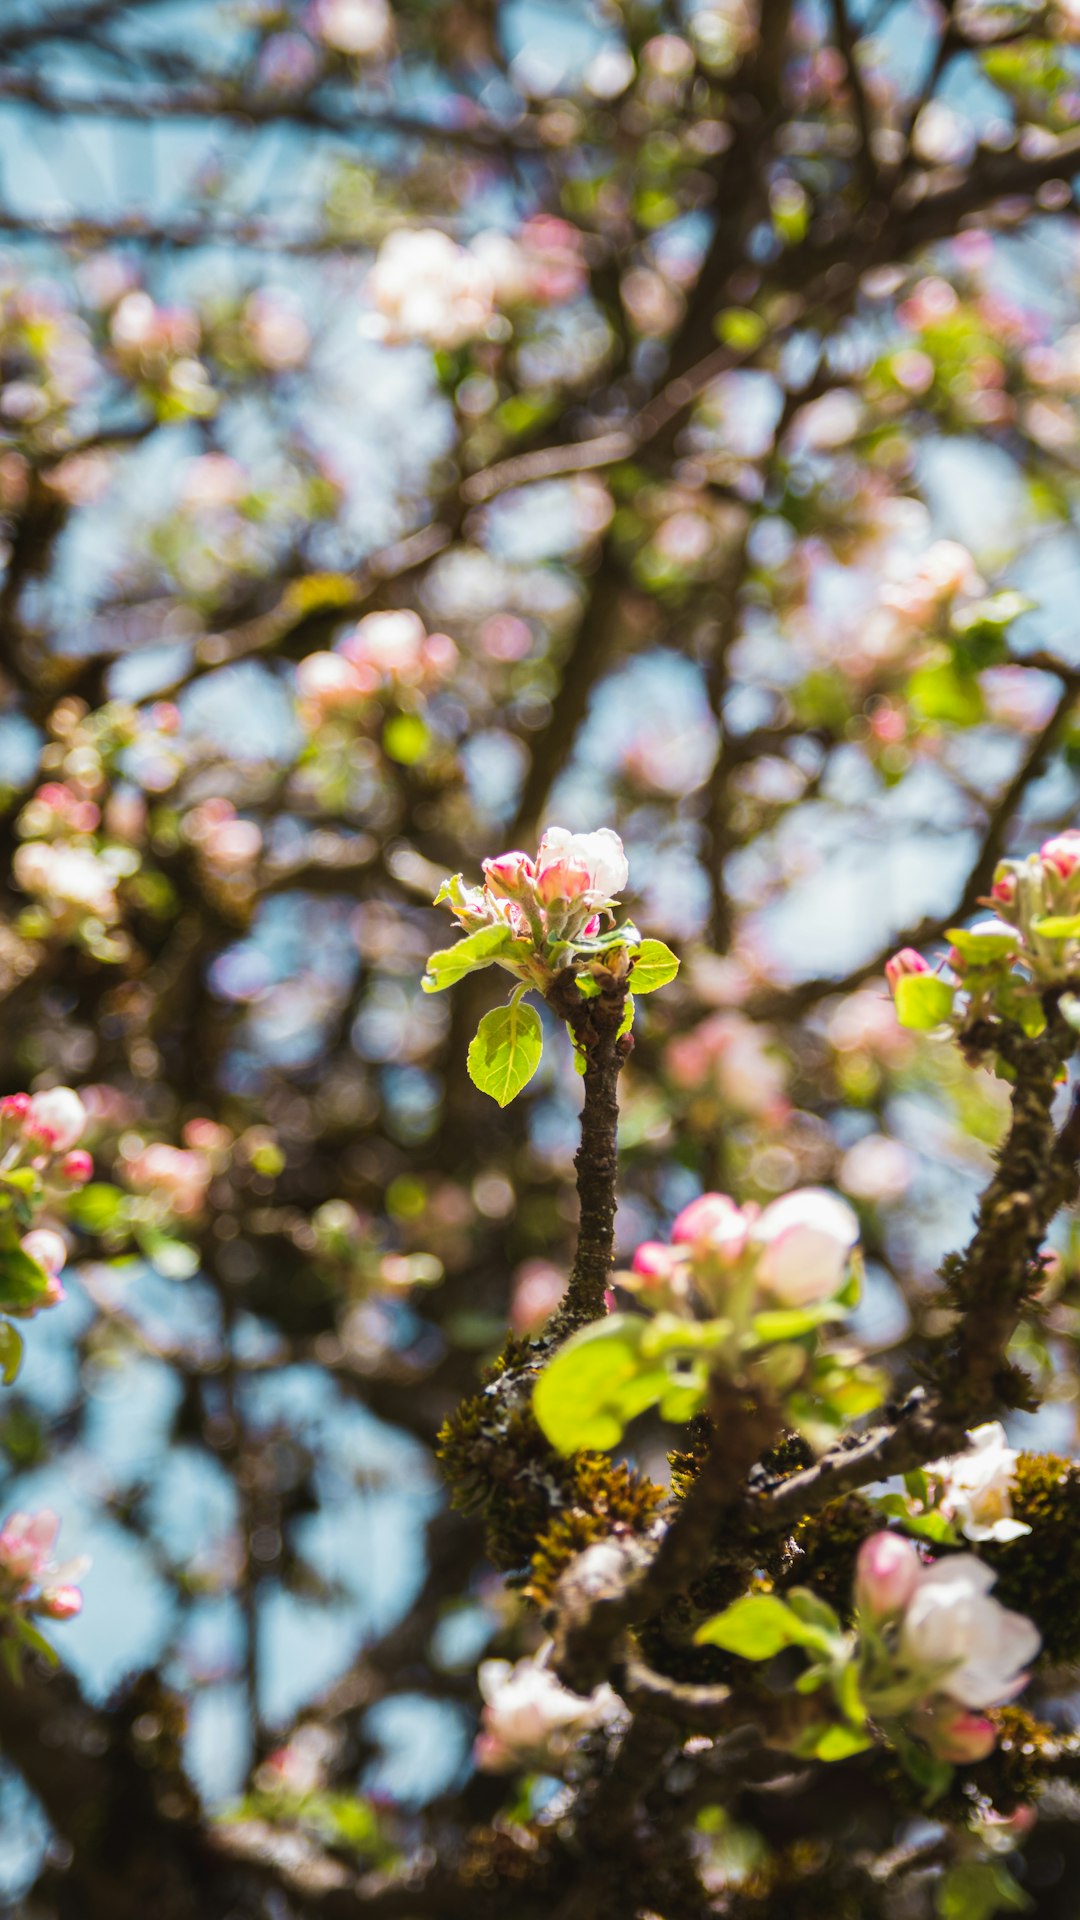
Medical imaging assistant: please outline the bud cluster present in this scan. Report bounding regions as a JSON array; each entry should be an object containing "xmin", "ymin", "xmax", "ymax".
[
  {"xmin": 885, "ymin": 828, "xmax": 1080, "ymax": 1036},
  {"xmin": 627, "ymin": 1186, "xmax": 861, "ymax": 1318},
  {"xmin": 0, "ymin": 1087, "xmax": 93, "ymax": 1313},
  {"xmin": 475, "ymin": 1643, "xmax": 624, "ymax": 1774},
  {"xmin": 855, "ymin": 1533, "xmax": 1040, "ymax": 1765},
  {"xmin": 0, "ymin": 1508, "xmax": 87, "ymax": 1628},
  {"xmin": 434, "ymin": 826, "xmax": 631, "ymax": 990},
  {"xmin": 296, "ymin": 610, "xmax": 458, "ymax": 729}
]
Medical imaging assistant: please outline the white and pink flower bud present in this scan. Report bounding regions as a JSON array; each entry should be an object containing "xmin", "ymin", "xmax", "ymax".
[
  {"xmin": 671, "ymin": 1193, "xmax": 751, "ymax": 1264},
  {"xmin": 296, "ymin": 651, "xmax": 366, "ymax": 717},
  {"xmin": 534, "ymin": 827, "xmax": 629, "ymax": 910},
  {"xmin": 920, "ymin": 1704, "xmax": 997, "ymax": 1764},
  {"xmin": 855, "ymin": 1531, "xmax": 922, "ymax": 1621},
  {"xmin": 899, "ymin": 1554, "xmax": 1041, "ymax": 1708},
  {"xmin": 991, "ymin": 868, "xmax": 1018, "ymax": 907},
  {"xmin": 0, "ymin": 1093, "xmax": 31, "ymax": 1129},
  {"xmin": 482, "ymin": 851, "xmax": 537, "ymax": 897},
  {"xmin": 58, "ymin": 1150, "xmax": 93, "ymax": 1185},
  {"xmin": 21, "ymin": 1229, "xmax": 67, "ymax": 1278},
  {"xmin": 39, "ymin": 1583, "xmax": 83, "ymax": 1621},
  {"xmin": 0, "ymin": 1510, "xmax": 60, "ymax": 1585},
  {"xmin": 751, "ymin": 1188, "xmax": 859, "ymax": 1305},
  {"xmin": 630, "ymin": 1241, "xmax": 684, "ymax": 1283},
  {"xmin": 535, "ymin": 852, "xmax": 592, "ymax": 906},
  {"xmin": 27, "ymin": 1087, "xmax": 87, "ymax": 1152},
  {"xmin": 884, "ymin": 948, "xmax": 930, "ymax": 991},
  {"xmin": 1040, "ymin": 830, "xmax": 1080, "ymax": 881}
]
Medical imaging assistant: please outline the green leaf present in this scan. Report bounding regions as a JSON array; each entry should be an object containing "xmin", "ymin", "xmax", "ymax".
[
  {"xmin": 467, "ymin": 1001, "xmax": 543, "ymax": 1107},
  {"xmin": 617, "ymin": 993, "xmax": 635, "ymax": 1039},
  {"xmin": 751, "ymin": 1302, "xmax": 841, "ymax": 1343},
  {"xmin": 532, "ymin": 1314, "xmax": 669, "ymax": 1454},
  {"xmin": 66, "ymin": 1182, "xmax": 127, "ymax": 1234},
  {"xmin": 0, "ymin": 1322, "xmax": 23, "ymax": 1385},
  {"xmin": 908, "ymin": 661, "xmax": 985, "ymax": 728},
  {"xmin": 795, "ymin": 1723, "xmax": 873, "ymax": 1762},
  {"xmin": 570, "ymin": 920, "xmax": 641, "ymax": 956},
  {"xmin": 8, "ymin": 1614, "xmax": 59, "ymax": 1666},
  {"xmin": 135, "ymin": 1226, "xmax": 201, "ymax": 1280},
  {"xmin": 936, "ymin": 1862, "xmax": 1031, "ymax": 1920},
  {"xmin": 784, "ymin": 1589, "xmax": 843, "ymax": 1638},
  {"xmin": 628, "ymin": 939, "xmax": 680, "ymax": 995},
  {"xmin": 0, "ymin": 1237, "xmax": 52, "ymax": 1311},
  {"xmin": 894, "ymin": 972, "xmax": 955, "ymax": 1031},
  {"xmin": 422, "ymin": 925, "xmax": 513, "ymax": 993},
  {"xmin": 1033, "ymin": 914, "xmax": 1080, "ymax": 938},
  {"xmin": 382, "ymin": 713, "xmax": 430, "ymax": 765},
  {"xmin": 945, "ymin": 927, "xmax": 1019, "ymax": 964},
  {"xmin": 694, "ymin": 1593, "xmax": 824, "ymax": 1660}
]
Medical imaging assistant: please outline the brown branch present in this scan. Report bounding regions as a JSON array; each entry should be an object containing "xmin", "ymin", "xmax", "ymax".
[{"xmin": 544, "ymin": 967, "xmax": 633, "ymax": 1329}]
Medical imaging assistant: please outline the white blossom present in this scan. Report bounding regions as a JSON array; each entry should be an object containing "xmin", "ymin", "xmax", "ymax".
[
  {"xmin": 899, "ymin": 1554, "xmax": 1040, "ymax": 1709},
  {"xmin": 476, "ymin": 1647, "xmax": 623, "ymax": 1771},
  {"xmin": 925, "ymin": 1422, "xmax": 1031, "ymax": 1545},
  {"xmin": 750, "ymin": 1188, "xmax": 860, "ymax": 1306}
]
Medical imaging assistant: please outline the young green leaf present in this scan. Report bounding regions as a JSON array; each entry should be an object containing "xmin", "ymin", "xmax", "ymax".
[
  {"xmin": 422, "ymin": 925, "xmax": 513, "ymax": 993},
  {"xmin": 893, "ymin": 972, "xmax": 955, "ymax": 1031},
  {"xmin": 0, "ymin": 1321, "xmax": 23, "ymax": 1386},
  {"xmin": 628, "ymin": 939, "xmax": 680, "ymax": 995},
  {"xmin": 532, "ymin": 1314, "xmax": 678, "ymax": 1455},
  {"xmin": 936, "ymin": 1861, "xmax": 1031, "ymax": 1920},
  {"xmin": 694, "ymin": 1593, "xmax": 820, "ymax": 1660},
  {"xmin": 945, "ymin": 927, "xmax": 1019, "ymax": 964},
  {"xmin": 0, "ymin": 1235, "xmax": 52, "ymax": 1311},
  {"xmin": 65, "ymin": 1182, "xmax": 127, "ymax": 1235},
  {"xmin": 467, "ymin": 1001, "xmax": 543, "ymax": 1107},
  {"xmin": 1033, "ymin": 914, "xmax": 1080, "ymax": 939},
  {"xmin": 134, "ymin": 1227, "xmax": 201, "ymax": 1280},
  {"xmin": 794, "ymin": 1723, "xmax": 873, "ymax": 1762}
]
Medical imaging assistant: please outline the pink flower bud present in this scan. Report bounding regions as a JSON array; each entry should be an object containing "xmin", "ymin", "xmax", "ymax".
[
  {"xmin": 27, "ymin": 1088, "xmax": 87, "ymax": 1152},
  {"xmin": 59, "ymin": 1150, "xmax": 93, "ymax": 1184},
  {"xmin": 535, "ymin": 854, "xmax": 592, "ymax": 906},
  {"xmin": 0, "ymin": 1510, "xmax": 59, "ymax": 1584},
  {"xmin": 671, "ymin": 1192, "xmax": 751, "ymax": 1263},
  {"xmin": 631, "ymin": 1241, "xmax": 682, "ymax": 1282},
  {"xmin": 1040, "ymin": 830, "xmax": 1080, "ymax": 881},
  {"xmin": 855, "ymin": 1531, "xmax": 921, "ymax": 1620},
  {"xmin": 21, "ymin": 1229, "xmax": 67, "ymax": 1278},
  {"xmin": 0, "ymin": 1093, "xmax": 31, "ymax": 1125},
  {"xmin": 922, "ymin": 1706, "xmax": 997, "ymax": 1764},
  {"xmin": 991, "ymin": 869, "xmax": 1017, "ymax": 907},
  {"xmin": 885, "ymin": 949, "xmax": 930, "ymax": 991},
  {"xmin": 39, "ymin": 1583, "xmax": 83, "ymax": 1621},
  {"xmin": 482, "ymin": 851, "xmax": 536, "ymax": 896}
]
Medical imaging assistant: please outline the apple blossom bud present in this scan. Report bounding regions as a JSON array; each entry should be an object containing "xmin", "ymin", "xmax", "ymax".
[
  {"xmin": 631, "ymin": 1241, "xmax": 682, "ymax": 1282},
  {"xmin": 918, "ymin": 1704, "xmax": 997, "ymax": 1763},
  {"xmin": 535, "ymin": 854, "xmax": 592, "ymax": 906},
  {"xmin": 855, "ymin": 1531, "xmax": 921, "ymax": 1620},
  {"xmin": 884, "ymin": 948, "xmax": 930, "ymax": 991},
  {"xmin": 59, "ymin": 1150, "xmax": 93, "ymax": 1184},
  {"xmin": 1040, "ymin": 830, "xmax": 1080, "ymax": 881},
  {"xmin": 482, "ymin": 851, "xmax": 536, "ymax": 896},
  {"xmin": 991, "ymin": 868, "xmax": 1018, "ymax": 907},
  {"xmin": 27, "ymin": 1087, "xmax": 86, "ymax": 1152},
  {"xmin": 21, "ymin": 1229, "xmax": 67, "ymax": 1277},
  {"xmin": 39, "ymin": 1584, "xmax": 83, "ymax": 1621},
  {"xmin": 0, "ymin": 1093, "xmax": 31, "ymax": 1126},
  {"xmin": 671, "ymin": 1193, "xmax": 751, "ymax": 1263},
  {"xmin": 0, "ymin": 1510, "xmax": 59, "ymax": 1583}
]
